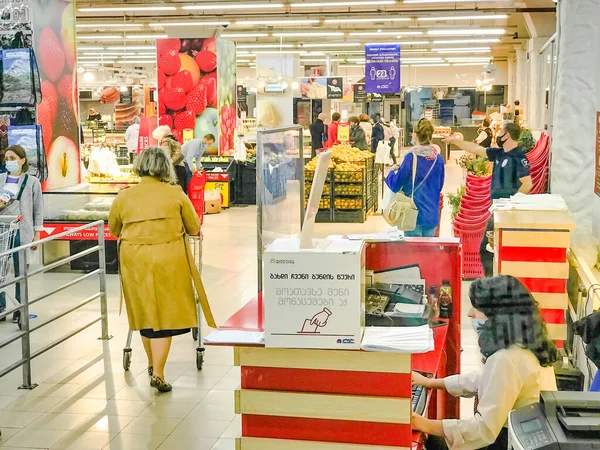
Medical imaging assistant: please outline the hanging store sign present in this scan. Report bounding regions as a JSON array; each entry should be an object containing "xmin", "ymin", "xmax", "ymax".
[
  {"xmin": 353, "ymin": 84, "xmax": 366, "ymax": 103},
  {"xmin": 326, "ymin": 77, "xmax": 343, "ymax": 99},
  {"xmin": 365, "ymin": 44, "xmax": 400, "ymax": 94}
]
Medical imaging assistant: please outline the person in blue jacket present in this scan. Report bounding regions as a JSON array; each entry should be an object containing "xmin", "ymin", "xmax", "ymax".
[{"xmin": 385, "ymin": 118, "xmax": 445, "ymax": 237}]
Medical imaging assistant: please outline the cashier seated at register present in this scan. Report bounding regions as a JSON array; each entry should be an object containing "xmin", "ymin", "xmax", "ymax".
[{"xmin": 412, "ymin": 275, "xmax": 558, "ymax": 450}]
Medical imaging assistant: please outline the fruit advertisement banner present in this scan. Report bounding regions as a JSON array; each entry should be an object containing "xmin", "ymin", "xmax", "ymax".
[
  {"xmin": 156, "ymin": 37, "xmax": 236, "ymax": 157},
  {"xmin": 33, "ymin": 0, "xmax": 80, "ymax": 191}
]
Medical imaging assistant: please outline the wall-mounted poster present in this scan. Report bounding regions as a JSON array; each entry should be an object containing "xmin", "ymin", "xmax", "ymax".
[
  {"xmin": 365, "ymin": 44, "xmax": 401, "ymax": 94},
  {"xmin": 301, "ymin": 78, "xmax": 327, "ymax": 99},
  {"xmin": 156, "ymin": 37, "xmax": 236, "ymax": 156},
  {"xmin": 326, "ymin": 77, "xmax": 343, "ymax": 99}
]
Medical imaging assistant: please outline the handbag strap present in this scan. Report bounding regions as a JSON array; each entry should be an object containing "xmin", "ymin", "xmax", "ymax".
[
  {"xmin": 16, "ymin": 174, "xmax": 28, "ymax": 201},
  {"xmin": 413, "ymin": 155, "xmax": 437, "ymax": 194},
  {"xmin": 410, "ymin": 151, "xmax": 417, "ymax": 200}
]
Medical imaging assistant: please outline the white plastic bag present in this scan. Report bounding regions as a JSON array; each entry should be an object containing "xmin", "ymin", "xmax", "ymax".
[
  {"xmin": 375, "ymin": 140, "xmax": 392, "ymax": 165},
  {"xmin": 382, "ymin": 181, "xmax": 396, "ymax": 212},
  {"xmin": 233, "ymin": 137, "xmax": 247, "ymax": 162}
]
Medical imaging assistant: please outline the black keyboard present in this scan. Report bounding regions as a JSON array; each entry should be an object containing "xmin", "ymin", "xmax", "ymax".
[{"xmin": 412, "ymin": 384, "xmax": 427, "ymax": 415}]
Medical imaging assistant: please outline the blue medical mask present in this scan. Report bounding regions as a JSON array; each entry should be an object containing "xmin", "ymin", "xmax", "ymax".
[
  {"xmin": 471, "ymin": 318, "xmax": 487, "ymax": 333},
  {"xmin": 5, "ymin": 161, "xmax": 20, "ymax": 174}
]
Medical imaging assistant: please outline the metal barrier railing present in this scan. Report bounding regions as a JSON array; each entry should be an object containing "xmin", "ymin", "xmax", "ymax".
[{"xmin": 0, "ymin": 220, "xmax": 110, "ymax": 390}]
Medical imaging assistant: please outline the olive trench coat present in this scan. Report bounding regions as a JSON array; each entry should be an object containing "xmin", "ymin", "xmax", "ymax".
[{"xmin": 108, "ymin": 176, "xmax": 216, "ymax": 331}]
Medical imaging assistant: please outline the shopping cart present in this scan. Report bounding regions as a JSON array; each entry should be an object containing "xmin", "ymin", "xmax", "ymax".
[
  {"xmin": 0, "ymin": 216, "xmax": 22, "ymax": 329},
  {"xmin": 122, "ymin": 233, "xmax": 206, "ymax": 371}
]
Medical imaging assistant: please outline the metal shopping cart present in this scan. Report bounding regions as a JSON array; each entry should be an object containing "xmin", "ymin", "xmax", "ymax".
[
  {"xmin": 0, "ymin": 216, "xmax": 22, "ymax": 328},
  {"xmin": 122, "ymin": 233, "xmax": 206, "ymax": 371}
]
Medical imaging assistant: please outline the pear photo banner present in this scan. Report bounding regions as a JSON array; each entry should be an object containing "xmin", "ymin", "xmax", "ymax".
[{"xmin": 365, "ymin": 44, "xmax": 401, "ymax": 94}]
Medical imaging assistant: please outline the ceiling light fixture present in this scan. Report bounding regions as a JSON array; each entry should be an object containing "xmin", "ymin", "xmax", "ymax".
[
  {"xmin": 433, "ymin": 47, "xmax": 490, "ymax": 52},
  {"xmin": 273, "ymin": 32, "xmax": 345, "ymax": 37},
  {"xmin": 436, "ymin": 49, "xmax": 491, "ymax": 54},
  {"xmin": 77, "ymin": 46, "xmax": 105, "ymax": 50},
  {"xmin": 417, "ymin": 14, "xmax": 509, "ymax": 21},
  {"xmin": 76, "ymin": 23, "xmax": 143, "ymax": 28},
  {"xmin": 292, "ymin": 1, "xmax": 395, "ymax": 6},
  {"xmin": 411, "ymin": 63, "xmax": 451, "ymax": 67},
  {"xmin": 237, "ymin": 44, "xmax": 295, "ymax": 48},
  {"xmin": 236, "ymin": 19, "xmax": 320, "ymax": 25},
  {"xmin": 452, "ymin": 63, "xmax": 489, "ymax": 66},
  {"xmin": 405, "ymin": 0, "xmax": 510, "ymax": 3},
  {"xmin": 117, "ymin": 60, "xmax": 156, "ymax": 64},
  {"xmin": 445, "ymin": 58, "xmax": 492, "ymax": 62},
  {"xmin": 182, "ymin": 3, "xmax": 284, "ymax": 10},
  {"xmin": 301, "ymin": 43, "xmax": 361, "ymax": 48},
  {"xmin": 364, "ymin": 41, "xmax": 429, "ymax": 45},
  {"xmin": 79, "ymin": 59, "xmax": 115, "ymax": 63},
  {"xmin": 350, "ymin": 31, "xmax": 423, "ymax": 36},
  {"xmin": 150, "ymin": 21, "xmax": 231, "ymax": 27},
  {"xmin": 325, "ymin": 17, "xmax": 410, "ymax": 23},
  {"xmin": 77, "ymin": 35, "xmax": 123, "ymax": 40},
  {"xmin": 433, "ymin": 38, "xmax": 501, "ymax": 44},
  {"xmin": 252, "ymin": 50, "xmax": 314, "ymax": 54},
  {"xmin": 125, "ymin": 34, "xmax": 168, "ymax": 39},
  {"xmin": 221, "ymin": 33, "xmax": 269, "ymax": 38},
  {"xmin": 402, "ymin": 57, "xmax": 444, "ymax": 62},
  {"xmin": 78, "ymin": 6, "xmax": 176, "ymax": 11},
  {"xmin": 427, "ymin": 29, "xmax": 505, "ymax": 36},
  {"xmin": 106, "ymin": 46, "xmax": 155, "ymax": 50}
]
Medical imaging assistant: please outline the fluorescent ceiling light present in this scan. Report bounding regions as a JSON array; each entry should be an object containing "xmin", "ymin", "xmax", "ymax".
[
  {"xmin": 445, "ymin": 58, "xmax": 492, "ymax": 62},
  {"xmin": 236, "ymin": 19, "xmax": 319, "ymax": 25},
  {"xmin": 402, "ymin": 49, "xmax": 429, "ymax": 52},
  {"xmin": 402, "ymin": 57, "xmax": 443, "ymax": 62},
  {"xmin": 433, "ymin": 38, "xmax": 501, "ymax": 44},
  {"xmin": 182, "ymin": 3, "xmax": 284, "ymax": 10},
  {"xmin": 237, "ymin": 44, "xmax": 295, "ymax": 48},
  {"xmin": 79, "ymin": 59, "xmax": 115, "ymax": 63},
  {"xmin": 300, "ymin": 58, "xmax": 327, "ymax": 62},
  {"xmin": 77, "ymin": 23, "xmax": 143, "ymax": 28},
  {"xmin": 78, "ymin": 55, "xmax": 116, "ymax": 59},
  {"xmin": 77, "ymin": 46, "xmax": 105, "ymax": 50},
  {"xmin": 433, "ymin": 47, "xmax": 490, "ymax": 52},
  {"xmin": 411, "ymin": 63, "xmax": 451, "ymax": 67},
  {"xmin": 125, "ymin": 34, "xmax": 168, "ymax": 39},
  {"xmin": 77, "ymin": 35, "xmax": 123, "ymax": 39},
  {"xmin": 292, "ymin": 1, "xmax": 395, "ymax": 6},
  {"xmin": 106, "ymin": 46, "xmax": 155, "ymax": 50},
  {"xmin": 325, "ymin": 17, "xmax": 409, "ymax": 23},
  {"xmin": 150, "ymin": 22, "xmax": 230, "ymax": 27},
  {"xmin": 301, "ymin": 42, "xmax": 361, "ymax": 48},
  {"xmin": 253, "ymin": 50, "xmax": 314, "ymax": 54},
  {"xmin": 436, "ymin": 49, "xmax": 491, "ymax": 54},
  {"xmin": 339, "ymin": 64, "xmax": 366, "ymax": 68},
  {"xmin": 350, "ymin": 31, "xmax": 423, "ymax": 36},
  {"xmin": 117, "ymin": 60, "xmax": 156, "ymax": 64},
  {"xmin": 452, "ymin": 63, "xmax": 488, "ymax": 66},
  {"xmin": 418, "ymin": 14, "xmax": 509, "ymax": 21},
  {"xmin": 405, "ymin": 0, "xmax": 510, "ymax": 3},
  {"xmin": 78, "ymin": 6, "xmax": 176, "ymax": 11},
  {"xmin": 273, "ymin": 32, "xmax": 345, "ymax": 37},
  {"xmin": 364, "ymin": 41, "xmax": 429, "ymax": 45},
  {"xmin": 237, "ymin": 59, "xmax": 252, "ymax": 62},
  {"xmin": 427, "ymin": 29, "xmax": 505, "ymax": 36},
  {"xmin": 221, "ymin": 33, "xmax": 269, "ymax": 38}
]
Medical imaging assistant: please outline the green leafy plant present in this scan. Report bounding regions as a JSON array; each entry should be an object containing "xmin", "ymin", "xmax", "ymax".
[
  {"xmin": 447, "ymin": 185, "xmax": 466, "ymax": 221},
  {"xmin": 458, "ymin": 154, "xmax": 490, "ymax": 177},
  {"xmin": 518, "ymin": 129, "xmax": 536, "ymax": 153}
]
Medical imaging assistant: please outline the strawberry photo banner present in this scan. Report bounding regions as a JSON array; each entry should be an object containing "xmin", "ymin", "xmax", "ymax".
[{"xmin": 156, "ymin": 37, "xmax": 236, "ymax": 157}]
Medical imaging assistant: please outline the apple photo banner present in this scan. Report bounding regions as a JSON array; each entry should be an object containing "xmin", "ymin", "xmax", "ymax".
[{"xmin": 365, "ymin": 44, "xmax": 401, "ymax": 94}]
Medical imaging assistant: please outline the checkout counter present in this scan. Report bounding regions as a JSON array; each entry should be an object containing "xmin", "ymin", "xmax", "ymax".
[
  {"xmin": 208, "ymin": 237, "xmax": 462, "ymax": 449},
  {"xmin": 509, "ymin": 391, "xmax": 600, "ymax": 449}
]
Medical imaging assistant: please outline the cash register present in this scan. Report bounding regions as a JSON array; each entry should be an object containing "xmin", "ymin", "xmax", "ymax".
[{"xmin": 508, "ymin": 391, "xmax": 600, "ymax": 449}]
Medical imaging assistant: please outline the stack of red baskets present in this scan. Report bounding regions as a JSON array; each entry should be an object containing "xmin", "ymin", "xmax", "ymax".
[
  {"xmin": 453, "ymin": 173, "xmax": 492, "ymax": 279},
  {"xmin": 526, "ymin": 132, "xmax": 550, "ymax": 194}
]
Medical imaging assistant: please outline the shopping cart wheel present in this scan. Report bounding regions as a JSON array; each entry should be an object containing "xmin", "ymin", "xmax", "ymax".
[
  {"xmin": 123, "ymin": 348, "xmax": 132, "ymax": 371},
  {"xmin": 196, "ymin": 348, "xmax": 204, "ymax": 370},
  {"xmin": 192, "ymin": 327, "xmax": 198, "ymax": 341}
]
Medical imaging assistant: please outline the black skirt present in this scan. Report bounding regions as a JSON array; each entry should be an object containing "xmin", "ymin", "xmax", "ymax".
[
  {"xmin": 174, "ymin": 164, "xmax": 188, "ymax": 194},
  {"xmin": 140, "ymin": 328, "xmax": 190, "ymax": 339}
]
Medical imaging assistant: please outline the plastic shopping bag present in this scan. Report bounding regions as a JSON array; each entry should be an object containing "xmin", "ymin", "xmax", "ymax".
[
  {"xmin": 233, "ymin": 137, "xmax": 247, "ymax": 162},
  {"xmin": 382, "ymin": 180, "xmax": 396, "ymax": 213},
  {"xmin": 375, "ymin": 140, "xmax": 392, "ymax": 165}
]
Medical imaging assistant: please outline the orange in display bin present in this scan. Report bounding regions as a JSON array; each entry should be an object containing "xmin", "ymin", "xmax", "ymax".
[{"xmin": 205, "ymin": 172, "xmax": 230, "ymax": 208}]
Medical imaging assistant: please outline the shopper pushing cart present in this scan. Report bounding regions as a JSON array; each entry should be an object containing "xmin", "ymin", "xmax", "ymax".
[{"xmin": 109, "ymin": 147, "xmax": 216, "ymax": 393}]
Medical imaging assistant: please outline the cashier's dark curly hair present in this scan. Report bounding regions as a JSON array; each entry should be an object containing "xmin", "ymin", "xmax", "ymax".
[{"xmin": 470, "ymin": 275, "xmax": 557, "ymax": 367}]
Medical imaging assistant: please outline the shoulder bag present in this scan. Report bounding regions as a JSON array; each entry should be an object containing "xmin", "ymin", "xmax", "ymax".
[{"xmin": 383, "ymin": 154, "xmax": 437, "ymax": 231}]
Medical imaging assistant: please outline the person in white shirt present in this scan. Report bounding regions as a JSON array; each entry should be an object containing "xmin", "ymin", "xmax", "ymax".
[
  {"xmin": 125, "ymin": 116, "xmax": 140, "ymax": 153},
  {"xmin": 412, "ymin": 275, "xmax": 558, "ymax": 450},
  {"xmin": 182, "ymin": 133, "xmax": 215, "ymax": 172}
]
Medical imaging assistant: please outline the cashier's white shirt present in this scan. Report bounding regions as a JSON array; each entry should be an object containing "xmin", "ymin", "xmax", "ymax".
[{"xmin": 442, "ymin": 345, "xmax": 557, "ymax": 450}]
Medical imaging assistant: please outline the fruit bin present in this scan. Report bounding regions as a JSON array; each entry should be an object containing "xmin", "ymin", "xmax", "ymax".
[
  {"xmin": 334, "ymin": 183, "xmax": 364, "ymax": 196},
  {"xmin": 334, "ymin": 208, "xmax": 367, "ymax": 223},
  {"xmin": 334, "ymin": 169, "xmax": 365, "ymax": 183},
  {"xmin": 334, "ymin": 197, "xmax": 364, "ymax": 210}
]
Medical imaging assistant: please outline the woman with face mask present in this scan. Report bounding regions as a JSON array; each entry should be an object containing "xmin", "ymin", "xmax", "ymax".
[
  {"xmin": 0, "ymin": 146, "xmax": 43, "ymax": 324},
  {"xmin": 348, "ymin": 116, "xmax": 368, "ymax": 150},
  {"xmin": 411, "ymin": 275, "xmax": 558, "ymax": 450}
]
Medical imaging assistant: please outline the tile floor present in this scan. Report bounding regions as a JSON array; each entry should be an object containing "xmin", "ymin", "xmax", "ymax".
[{"xmin": 0, "ymin": 155, "xmax": 481, "ymax": 449}]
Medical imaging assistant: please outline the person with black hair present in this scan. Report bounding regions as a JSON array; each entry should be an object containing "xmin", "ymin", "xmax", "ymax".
[
  {"xmin": 411, "ymin": 275, "xmax": 557, "ymax": 450},
  {"xmin": 325, "ymin": 112, "xmax": 341, "ymax": 148},
  {"xmin": 475, "ymin": 118, "xmax": 493, "ymax": 148},
  {"xmin": 370, "ymin": 113, "xmax": 384, "ymax": 153}
]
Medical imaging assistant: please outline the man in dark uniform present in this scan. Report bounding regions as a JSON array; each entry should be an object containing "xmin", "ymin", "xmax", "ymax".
[
  {"xmin": 309, "ymin": 113, "xmax": 326, "ymax": 158},
  {"xmin": 446, "ymin": 123, "xmax": 532, "ymax": 276}
]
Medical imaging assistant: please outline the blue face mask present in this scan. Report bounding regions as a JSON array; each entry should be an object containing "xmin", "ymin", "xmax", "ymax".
[
  {"xmin": 471, "ymin": 318, "xmax": 487, "ymax": 333},
  {"xmin": 5, "ymin": 161, "xmax": 20, "ymax": 174}
]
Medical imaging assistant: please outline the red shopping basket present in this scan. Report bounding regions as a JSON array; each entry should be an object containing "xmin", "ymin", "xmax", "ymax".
[
  {"xmin": 188, "ymin": 170, "xmax": 207, "ymax": 224},
  {"xmin": 454, "ymin": 211, "xmax": 490, "ymax": 279}
]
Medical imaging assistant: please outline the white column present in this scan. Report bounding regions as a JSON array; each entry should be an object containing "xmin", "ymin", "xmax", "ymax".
[
  {"xmin": 514, "ymin": 47, "xmax": 528, "ymax": 109},
  {"xmin": 507, "ymin": 52, "xmax": 517, "ymax": 106},
  {"xmin": 527, "ymin": 38, "xmax": 550, "ymax": 131},
  {"xmin": 550, "ymin": 0, "xmax": 600, "ymax": 239}
]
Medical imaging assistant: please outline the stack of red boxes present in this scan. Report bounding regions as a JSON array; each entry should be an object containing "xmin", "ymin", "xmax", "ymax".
[
  {"xmin": 453, "ymin": 173, "xmax": 492, "ymax": 278},
  {"xmin": 526, "ymin": 133, "xmax": 550, "ymax": 194}
]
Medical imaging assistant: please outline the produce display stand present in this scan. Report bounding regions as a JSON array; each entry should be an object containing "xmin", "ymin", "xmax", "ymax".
[
  {"xmin": 212, "ymin": 238, "xmax": 462, "ymax": 450},
  {"xmin": 493, "ymin": 209, "xmax": 576, "ymax": 345}
]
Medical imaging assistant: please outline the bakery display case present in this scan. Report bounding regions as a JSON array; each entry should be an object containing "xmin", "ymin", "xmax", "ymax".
[{"xmin": 41, "ymin": 182, "xmax": 136, "ymax": 273}]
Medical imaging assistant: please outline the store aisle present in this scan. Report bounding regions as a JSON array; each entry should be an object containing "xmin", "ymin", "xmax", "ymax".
[{"xmin": 0, "ymin": 158, "xmax": 478, "ymax": 449}]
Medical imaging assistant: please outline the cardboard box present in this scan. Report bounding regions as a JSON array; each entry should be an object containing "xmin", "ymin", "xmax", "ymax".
[
  {"xmin": 264, "ymin": 238, "xmax": 365, "ymax": 349},
  {"xmin": 205, "ymin": 198, "xmax": 222, "ymax": 214}
]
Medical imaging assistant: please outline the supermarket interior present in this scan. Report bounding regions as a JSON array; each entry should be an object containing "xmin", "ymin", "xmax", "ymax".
[{"xmin": 1, "ymin": 0, "xmax": 600, "ymax": 449}]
